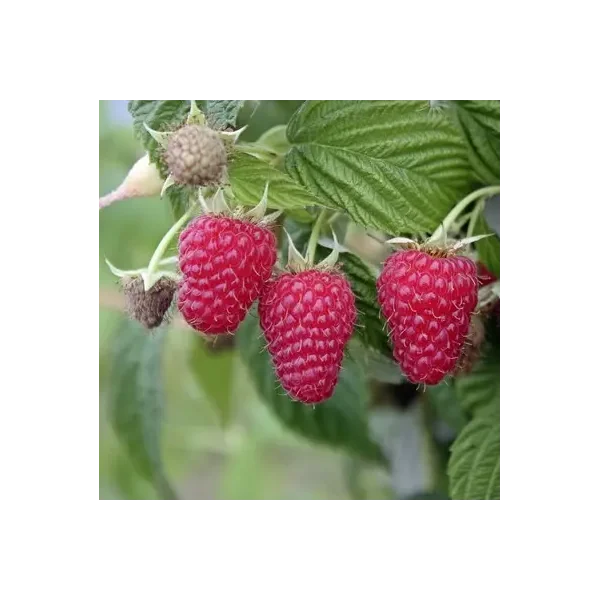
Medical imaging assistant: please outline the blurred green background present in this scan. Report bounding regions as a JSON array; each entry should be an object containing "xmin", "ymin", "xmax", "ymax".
[{"xmin": 99, "ymin": 101, "xmax": 397, "ymax": 500}]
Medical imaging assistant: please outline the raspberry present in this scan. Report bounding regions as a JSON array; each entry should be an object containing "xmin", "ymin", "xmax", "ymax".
[
  {"xmin": 258, "ymin": 269, "xmax": 357, "ymax": 404},
  {"xmin": 122, "ymin": 275, "xmax": 176, "ymax": 329},
  {"xmin": 165, "ymin": 125, "xmax": 227, "ymax": 186},
  {"xmin": 377, "ymin": 249, "xmax": 478, "ymax": 385},
  {"xmin": 178, "ymin": 215, "xmax": 276, "ymax": 335}
]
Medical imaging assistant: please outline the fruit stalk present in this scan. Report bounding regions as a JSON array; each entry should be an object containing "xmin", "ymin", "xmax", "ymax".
[
  {"xmin": 305, "ymin": 211, "xmax": 329, "ymax": 265},
  {"xmin": 466, "ymin": 198, "xmax": 485, "ymax": 240},
  {"xmin": 144, "ymin": 207, "xmax": 195, "ymax": 291},
  {"xmin": 429, "ymin": 185, "xmax": 500, "ymax": 242}
]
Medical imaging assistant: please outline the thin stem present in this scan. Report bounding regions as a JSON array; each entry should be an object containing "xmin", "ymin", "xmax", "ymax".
[
  {"xmin": 466, "ymin": 198, "xmax": 485, "ymax": 240},
  {"xmin": 327, "ymin": 212, "xmax": 341, "ymax": 226},
  {"xmin": 306, "ymin": 211, "xmax": 328, "ymax": 265},
  {"xmin": 145, "ymin": 207, "xmax": 194, "ymax": 290},
  {"xmin": 453, "ymin": 212, "xmax": 472, "ymax": 233},
  {"xmin": 429, "ymin": 185, "xmax": 500, "ymax": 242}
]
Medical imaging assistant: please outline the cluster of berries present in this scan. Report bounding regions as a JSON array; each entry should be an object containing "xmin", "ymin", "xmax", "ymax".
[
  {"xmin": 176, "ymin": 210, "xmax": 493, "ymax": 403},
  {"xmin": 120, "ymin": 119, "xmax": 497, "ymax": 404}
]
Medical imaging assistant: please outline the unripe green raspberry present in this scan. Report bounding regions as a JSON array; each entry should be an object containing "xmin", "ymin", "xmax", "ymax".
[
  {"xmin": 122, "ymin": 276, "xmax": 176, "ymax": 329},
  {"xmin": 165, "ymin": 125, "xmax": 227, "ymax": 186}
]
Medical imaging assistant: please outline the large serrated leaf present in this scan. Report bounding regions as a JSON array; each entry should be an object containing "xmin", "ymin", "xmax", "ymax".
[
  {"xmin": 451, "ymin": 101, "xmax": 500, "ymax": 185},
  {"xmin": 285, "ymin": 101, "xmax": 471, "ymax": 235},
  {"xmin": 229, "ymin": 151, "xmax": 320, "ymax": 213},
  {"xmin": 108, "ymin": 320, "xmax": 175, "ymax": 499},
  {"xmin": 455, "ymin": 344, "xmax": 500, "ymax": 418},
  {"xmin": 237, "ymin": 313, "xmax": 383, "ymax": 463},
  {"xmin": 206, "ymin": 100, "xmax": 244, "ymax": 130},
  {"xmin": 448, "ymin": 416, "xmax": 500, "ymax": 499}
]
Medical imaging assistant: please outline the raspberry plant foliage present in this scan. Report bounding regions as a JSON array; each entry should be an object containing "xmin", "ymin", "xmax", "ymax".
[{"xmin": 105, "ymin": 100, "xmax": 500, "ymax": 499}]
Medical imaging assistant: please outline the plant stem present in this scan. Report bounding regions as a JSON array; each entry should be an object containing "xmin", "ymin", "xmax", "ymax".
[
  {"xmin": 466, "ymin": 198, "xmax": 485, "ymax": 240},
  {"xmin": 144, "ymin": 208, "xmax": 194, "ymax": 290},
  {"xmin": 429, "ymin": 185, "xmax": 500, "ymax": 242},
  {"xmin": 306, "ymin": 211, "xmax": 328, "ymax": 265}
]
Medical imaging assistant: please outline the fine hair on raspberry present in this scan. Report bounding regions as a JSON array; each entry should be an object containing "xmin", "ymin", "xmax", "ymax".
[
  {"xmin": 377, "ymin": 248, "xmax": 478, "ymax": 385},
  {"xmin": 178, "ymin": 214, "xmax": 277, "ymax": 335},
  {"xmin": 259, "ymin": 268, "xmax": 357, "ymax": 404}
]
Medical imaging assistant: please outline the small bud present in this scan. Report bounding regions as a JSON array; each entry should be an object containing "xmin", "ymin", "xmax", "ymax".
[{"xmin": 99, "ymin": 154, "xmax": 164, "ymax": 209}]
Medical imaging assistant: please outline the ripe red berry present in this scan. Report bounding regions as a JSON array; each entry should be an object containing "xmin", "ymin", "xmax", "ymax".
[
  {"xmin": 377, "ymin": 249, "xmax": 478, "ymax": 385},
  {"xmin": 178, "ymin": 215, "xmax": 277, "ymax": 335},
  {"xmin": 258, "ymin": 269, "xmax": 357, "ymax": 404}
]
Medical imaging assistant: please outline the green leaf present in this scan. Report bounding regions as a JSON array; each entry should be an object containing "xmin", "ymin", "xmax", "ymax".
[
  {"xmin": 165, "ymin": 185, "xmax": 194, "ymax": 219},
  {"xmin": 448, "ymin": 416, "xmax": 500, "ymax": 499},
  {"xmin": 108, "ymin": 320, "xmax": 175, "ymax": 499},
  {"xmin": 336, "ymin": 253, "xmax": 391, "ymax": 356},
  {"xmin": 285, "ymin": 101, "xmax": 471, "ymax": 234},
  {"xmin": 280, "ymin": 216, "xmax": 312, "ymax": 257},
  {"xmin": 237, "ymin": 313, "xmax": 383, "ymax": 463},
  {"xmin": 451, "ymin": 101, "xmax": 500, "ymax": 185},
  {"xmin": 206, "ymin": 100, "xmax": 244, "ymax": 130},
  {"xmin": 425, "ymin": 381, "xmax": 468, "ymax": 433},
  {"xmin": 128, "ymin": 100, "xmax": 196, "ymax": 173},
  {"xmin": 349, "ymin": 342, "xmax": 403, "ymax": 384},
  {"xmin": 256, "ymin": 124, "xmax": 291, "ymax": 155},
  {"xmin": 455, "ymin": 345, "xmax": 500, "ymax": 418},
  {"xmin": 474, "ymin": 213, "xmax": 500, "ymax": 278},
  {"xmin": 188, "ymin": 336, "xmax": 235, "ymax": 427},
  {"xmin": 229, "ymin": 151, "xmax": 320, "ymax": 213}
]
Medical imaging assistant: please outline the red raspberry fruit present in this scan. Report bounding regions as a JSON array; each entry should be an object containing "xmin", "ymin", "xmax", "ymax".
[
  {"xmin": 377, "ymin": 249, "xmax": 478, "ymax": 385},
  {"xmin": 258, "ymin": 269, "xmax": 357, "ymax": 404},
  {"xmin": 178, "ymin": 215, "xmax": 277, "ymax": 335}
]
